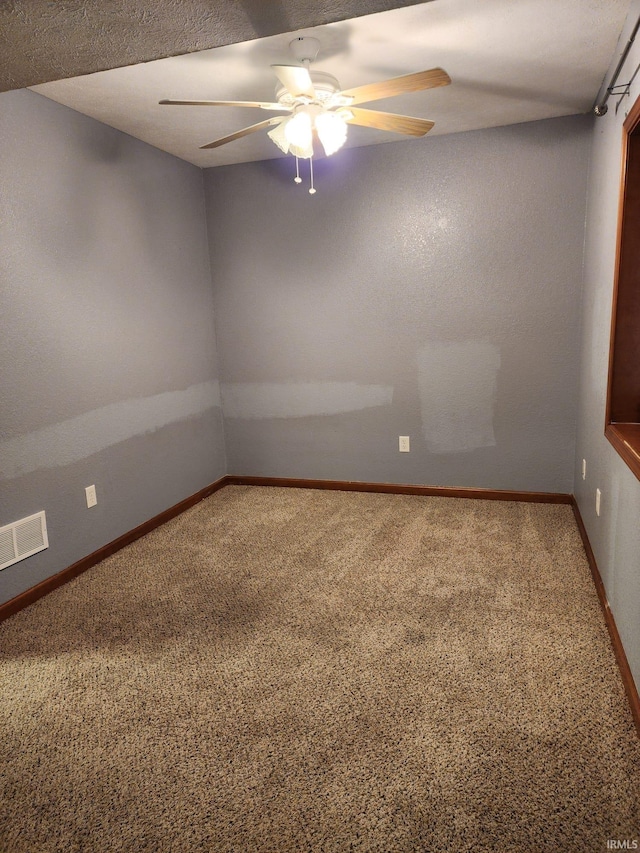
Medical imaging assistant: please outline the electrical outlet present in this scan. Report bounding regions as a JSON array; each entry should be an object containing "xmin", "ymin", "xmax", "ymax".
[
  {"xmin": 595, "ymin": 488, "xmax": 601, "ymax": 517},
  {"xmin": 399, "ymin": 436, "xmax": 410, "ymax": 453},
  {"xmin": 581, "ymin": 458, "xmax": 586, "ymax": 480},
  {"xmin": 85, "ymin": 485, "xmax": 97, "ymax": 508}
]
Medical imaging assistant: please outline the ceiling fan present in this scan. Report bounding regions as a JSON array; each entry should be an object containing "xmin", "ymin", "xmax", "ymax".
[{"xmin": 160, "ymin": 37, "xmax": 451, "ymax": 191}]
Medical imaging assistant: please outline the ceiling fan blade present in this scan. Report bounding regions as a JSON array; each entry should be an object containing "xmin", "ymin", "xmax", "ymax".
[
  {"xmin": 159, "ymin": 99, "xmax": 288, "ymax": 111},
  {"xmin": 271, "ymin": 64, "xmax": 315, "ymax": 98},
  {"xmin": 345, "ymin": 108, "xmax": 434, "ymax": 137},
  {"xmin": 339, "ymin": 68, "xmax": 451, "ymax": 106},
  {"xmin": 199, "ymin": 118, "xmax": 281, "ymax": 150}
]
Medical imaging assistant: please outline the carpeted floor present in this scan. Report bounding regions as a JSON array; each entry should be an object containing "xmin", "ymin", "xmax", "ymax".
[{"xmin": 1, "ymin": 485, "xmax": 639, "ymax": 852}]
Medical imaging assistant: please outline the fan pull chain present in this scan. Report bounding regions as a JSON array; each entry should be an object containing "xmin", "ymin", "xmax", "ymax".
[
  {"xmin": 294, "ymin": 157, "xmax": 302, "ymax": 184},
  {"xmin": 309, "ymin": 156, "xmax": 316, "ymax": 194}
]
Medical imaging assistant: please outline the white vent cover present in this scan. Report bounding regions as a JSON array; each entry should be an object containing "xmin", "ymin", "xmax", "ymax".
[{"xmin": 0, "ymin": 511, "xmax": 48, "ymax": 571}]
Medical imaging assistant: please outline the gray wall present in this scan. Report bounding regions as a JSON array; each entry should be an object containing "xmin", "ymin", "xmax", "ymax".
[
  {"xmin": 205, "ymin": 115, "xmax": 591, "ymax": 492},
  {"xmin": 0, "ymin": 90, "xmax": 226, "ymax": 605},
  {"xmin": 574, "ymin": 0, "xmax": 640, "ymax": 690}
]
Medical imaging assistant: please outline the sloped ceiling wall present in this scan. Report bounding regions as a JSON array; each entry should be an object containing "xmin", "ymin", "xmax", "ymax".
[{"xmin": 1, "ymin": 0, "xmax": 427, "ymax": 92}]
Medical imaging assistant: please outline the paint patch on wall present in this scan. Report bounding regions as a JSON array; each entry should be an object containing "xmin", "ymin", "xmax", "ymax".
[
  {"xmin": 222, "ymin": 382, "xmax": 394, "ymax": 420},
  {"xmin": 0, "ymin": 380, "xmax": 221, "ymax": 481},
  {"xmin": 417, "ymin": 341, "xmax": 500, "ymax": 454}
]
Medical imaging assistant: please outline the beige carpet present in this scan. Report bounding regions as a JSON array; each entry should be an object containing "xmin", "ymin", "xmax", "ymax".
[{"xmin": 1, "ymin": 485, "xmax": 639, "ymax": 852}]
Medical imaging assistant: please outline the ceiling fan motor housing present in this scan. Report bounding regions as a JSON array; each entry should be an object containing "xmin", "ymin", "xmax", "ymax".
[{"xmin": 275, "ymin": 71, "xmax": 342, "ymax": 107}]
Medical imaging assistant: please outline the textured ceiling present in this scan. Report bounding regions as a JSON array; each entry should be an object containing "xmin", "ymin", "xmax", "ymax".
[
  {"xmin": 0, "ymin": 0, "xmax": 427, "ymax": 92},
  {"xmin": 25, "ymin": 0, "xmax": 630, "ymax": 169}
]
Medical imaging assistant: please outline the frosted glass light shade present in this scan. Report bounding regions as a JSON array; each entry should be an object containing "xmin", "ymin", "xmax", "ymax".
[
  {"xmin": 289, "ymin": 142, "xmax": 314, "ymax": 159},
  {"xmin": 285, "ymin": 111, "xmax": 313, "ymax": 149},
  {"xmin": 268, "ymin": 116, "xmax": 314, "ymax": 159},
  {"xmin": 315, "ymin": 111, "xmax": 348, "ymax": 156},
  {"xmin": 267, "ymin": 119, "xmax": 290, "ymax": 154}
]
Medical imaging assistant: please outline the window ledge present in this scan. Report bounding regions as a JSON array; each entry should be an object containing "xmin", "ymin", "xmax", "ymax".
[{"xmin": 605, "ymin": 423, "xmax": 640, "ymax": 481}]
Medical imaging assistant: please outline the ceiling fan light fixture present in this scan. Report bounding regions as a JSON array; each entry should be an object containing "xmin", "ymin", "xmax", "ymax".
[{"xmin": 315, "ymin": 111, "xmax": 348, "ymax": 156}]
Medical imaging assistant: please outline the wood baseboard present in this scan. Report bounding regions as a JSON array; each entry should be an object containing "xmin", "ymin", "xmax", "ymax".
[
  {"xmin": 0, "ymin": 476, "xmax": 231, "ymax": 624},
  {"xmin": 571, "ymin": 497, "xmax": 640, "ymax": 738},
  {"xmin": 226, "ymin": 475, "xmax": 573, "ymax": 504}
]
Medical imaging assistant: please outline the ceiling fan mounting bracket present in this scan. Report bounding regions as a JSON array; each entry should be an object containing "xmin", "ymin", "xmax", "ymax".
[{"xmin": 289, "ymin": 37, "xmax": 321, "ymax": 65}]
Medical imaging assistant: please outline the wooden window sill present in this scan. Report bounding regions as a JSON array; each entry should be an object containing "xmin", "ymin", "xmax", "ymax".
[{"xmin": 605, "ymin": 423, "xmax": 640, "ymax": 481}]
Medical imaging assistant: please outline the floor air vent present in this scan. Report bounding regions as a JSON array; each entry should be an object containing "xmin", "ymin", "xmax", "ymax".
[{"xmin": 0, "ymin": 511, "xmax": 48, "ymax": 571}]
